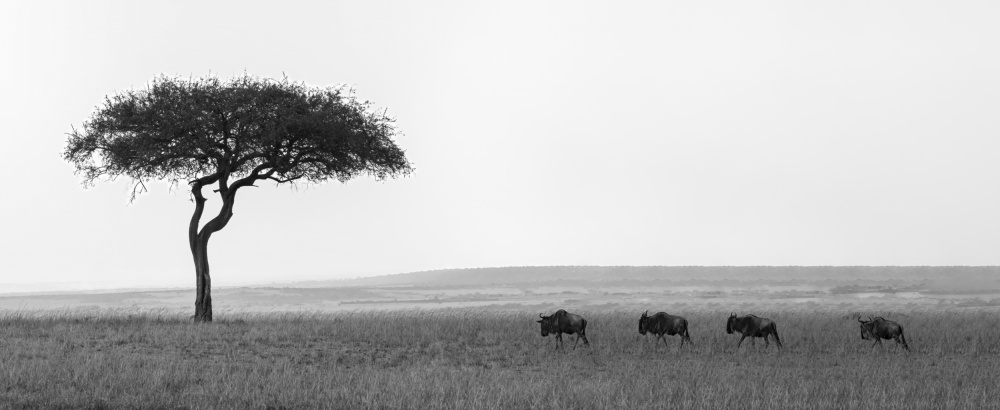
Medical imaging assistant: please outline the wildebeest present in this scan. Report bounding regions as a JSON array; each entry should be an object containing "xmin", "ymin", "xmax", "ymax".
[
  {"xmin": 858, "ymin": 316, "xmax": 909, "ymax": 351},
  {"xmin": 537, "ymin": 309, "xmax": 589, "ymax": 349},
  {"xmin": 638, "ymin": 310, "xmax": 692, "ymax": 348},
  {"xmin": 726, "ymin": 313, "xmax": 782, "ymax": 349}
]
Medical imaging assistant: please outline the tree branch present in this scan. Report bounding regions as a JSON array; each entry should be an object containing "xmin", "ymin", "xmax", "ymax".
[
  {"xmin": 188, "ymin": 171, "xmax": 223, "ymax": 187},
  {"xmin": 129, "ymin": 179, "xmax": 148, "ymax": 203},
  {"xmin": 188, "ymin": 181, "xmax": 209, "ymax": 252},
  {"xmin": 228, "ymin": 162, "xmax": 275, "ymax": 192},
  {"xmin": 268, "ymin": 174, "xmax": 306, "ymax": 183}
]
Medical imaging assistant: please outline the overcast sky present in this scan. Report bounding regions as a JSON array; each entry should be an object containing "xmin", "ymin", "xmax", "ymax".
[{"xmin": 1, "ymin": 1, "xmax": 998, "ymax": 292}]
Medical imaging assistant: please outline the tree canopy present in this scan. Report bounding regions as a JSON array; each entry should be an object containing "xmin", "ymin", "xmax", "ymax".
[{"xmin": 65, "ymin": 74, "xmax": 412, "ymax": 198}]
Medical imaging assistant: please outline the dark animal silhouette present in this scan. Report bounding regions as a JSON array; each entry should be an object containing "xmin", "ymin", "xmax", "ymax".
[
  {"xmin": 537, "ymin": 309, "xmax": 589, "ymax": 349},
  {"xmin": 639, "ymin": 310, "xmax": 692, "ymax": 348},
  {"xmin": 858, "ymin": 317, "xmax": 909, "ymax": 351},
  {"xmin": 726, "ymin": 313, "xmax": 782, "ymax": 349}
]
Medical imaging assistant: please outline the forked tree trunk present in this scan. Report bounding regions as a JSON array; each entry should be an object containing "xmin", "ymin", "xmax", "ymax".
[
  {"xmin": 189, "ymin": 181, "xmax": 235, "ymax": 323},
  {"xmin": 188, "ymin": 173, "xmax": 244, "ymax": 322},
  {"xmin": 190, "ymin": 188, "xmax": 214, "ymax": 323}
]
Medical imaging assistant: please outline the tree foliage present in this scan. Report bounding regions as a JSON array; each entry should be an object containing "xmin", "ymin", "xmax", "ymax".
[{"xmin": 65, "ymin": 74, "xmax": 412, "ymax": 198}]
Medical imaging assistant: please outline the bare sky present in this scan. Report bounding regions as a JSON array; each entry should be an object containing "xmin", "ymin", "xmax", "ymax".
[{"xmin": 1, "ymin": 1, "xmax": 998, "ymax": 292}]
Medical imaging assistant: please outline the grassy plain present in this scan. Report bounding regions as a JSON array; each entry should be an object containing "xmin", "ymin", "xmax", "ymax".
[{"xmin": 2, "ymin": 308, "xmax": 1000, "ymax": 409}]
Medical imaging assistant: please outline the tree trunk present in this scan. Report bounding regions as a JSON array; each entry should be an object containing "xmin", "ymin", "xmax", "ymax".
[
  {"xmin": 189, "ymin": 182, "xmax": 215, "ymax": 323},
  {"xmin": 189, "ymin": 173, "xmax": 243, "ymax": 323},
  {"xmin": 192, "ymin": 235, "xmax": 213, "ymax": 322}
]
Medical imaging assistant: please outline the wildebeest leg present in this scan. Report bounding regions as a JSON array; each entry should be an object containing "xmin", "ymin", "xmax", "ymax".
[
  {"xmin": 737, "ymin": 334, "xmax": 748, "ymax": 348},
  {"xmin": 870, "ymin": 338, "xmax": 881, "ymax": 352},
  {"xmin": 763, "ymin": 334, "xmax": 770, "ymax": 349},
  {"xmin": 556, "ymin": 333, "xmax": 563, "ymax": 349},
  {"xmin": 658, "ymin": 334, "xmax": 667, "ymax": 348},
  {"xmin": 580, "ymin": 332, "xmax": 589, "ymax": 347},
  {"xmin": 893, "ymin": 335, "xmax": 907, "ymax": 352}
]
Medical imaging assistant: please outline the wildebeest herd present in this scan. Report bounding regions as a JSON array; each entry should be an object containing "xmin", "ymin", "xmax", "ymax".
[{"xmin": 538, "ymin": 309, "xmax": 910, "ymax": 351}]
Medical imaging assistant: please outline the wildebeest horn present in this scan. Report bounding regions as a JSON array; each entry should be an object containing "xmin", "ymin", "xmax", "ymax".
[
  {"xmin": 643, "ymin": 310, "xmax": 648, "ymax": 316},
  {"xmin": 858, "ymin": 318, "xmax": 864, "ymax": 323},
  {"xmin": 539, "ymin": 313, "xmax": 544, "ymax": 318}
]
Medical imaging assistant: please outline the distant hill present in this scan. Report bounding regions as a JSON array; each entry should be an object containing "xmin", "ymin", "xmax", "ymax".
[{"xmin": 328, "ymin": 266, "xmax": 1000, "ymax": 291}]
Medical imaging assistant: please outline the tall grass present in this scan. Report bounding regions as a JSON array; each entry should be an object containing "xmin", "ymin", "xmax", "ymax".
[{"xmin": 1, "ymin": 308, "xmax": 999, "ymax": 409}]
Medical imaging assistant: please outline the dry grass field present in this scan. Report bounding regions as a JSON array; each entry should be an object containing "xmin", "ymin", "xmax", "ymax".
[{"xmin": 2, "ymin": 308, "xmax": 1000, "ymax": 409}]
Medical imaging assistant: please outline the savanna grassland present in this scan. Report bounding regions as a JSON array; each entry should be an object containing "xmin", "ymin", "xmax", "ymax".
[{"xmin": 2, "ymin": 308, "xmax": 1000, "ymax": 409}]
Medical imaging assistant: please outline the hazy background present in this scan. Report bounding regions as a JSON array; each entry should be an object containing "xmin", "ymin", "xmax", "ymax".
[{"xmin": 1, "ymin": 1, "xmax": 999, "ymax": 293}]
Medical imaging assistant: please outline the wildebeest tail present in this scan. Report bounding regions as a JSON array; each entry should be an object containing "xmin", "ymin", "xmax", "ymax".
[
  {"xmin": 772, "ymin": 323, "xmax": 782, "ymax": 347},
  {"xmin": 899, "ymin": 326, "xmax": 909, "ymax": 351}
]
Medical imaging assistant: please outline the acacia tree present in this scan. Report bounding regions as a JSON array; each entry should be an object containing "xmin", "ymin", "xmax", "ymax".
[{"xmin": 65, "ymin": 75, "xmax": 412, "ymax": 322}]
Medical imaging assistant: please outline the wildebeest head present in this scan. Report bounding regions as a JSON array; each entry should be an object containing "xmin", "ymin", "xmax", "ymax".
[
  {"xmin": 858, "ymin": 317, "xmax": 877, "ymax": 340},
  {"xmin": 537, "ymin": 313, "xmax": 554, "ymax": 336},
  {"xmin": 726, "ymin": 313, "xmax": 737, "ymax": 334},
  {"xmin": 639, "ymin": 310, "xmax": 650, "ymax": 335}
]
